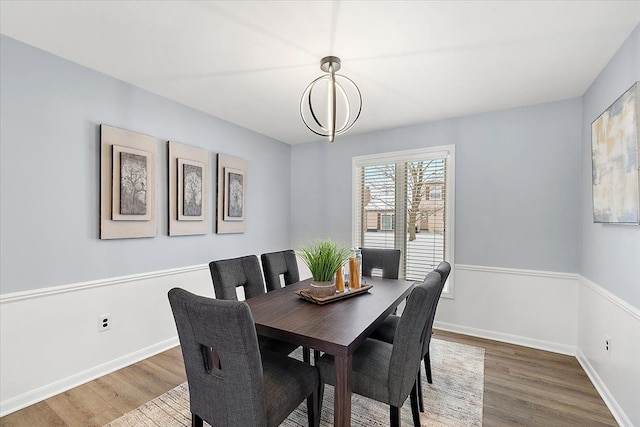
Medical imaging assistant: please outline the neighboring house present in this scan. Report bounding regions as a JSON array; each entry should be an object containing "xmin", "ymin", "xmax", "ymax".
[
  {"xmin": 364, "ymin": 198, "xmax": 394, "ymax": 231},
  {"xmin": 418, "ymin": 183, "xmax": 445, "ymax": 234},
  {"xmin": 364, "ymin": 181, "xmax": 446, "ymax": 234}
]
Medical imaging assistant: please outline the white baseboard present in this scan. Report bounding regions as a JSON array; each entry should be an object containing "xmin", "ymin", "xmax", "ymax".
[
  {"xmin": 436, "ymin": 265, "xmax": 639, "ymax": 425},
  {"xmin": 435, "ymin": 264, "xmax": 578, "ymax": 355},
  {"xmin": 576, "ymin": 348, "xmax": 632, "ymax": 427},
  {"xmin": 2, "ymin": 264, "xmax": 637, "ymax": 424},
  {"xmin": 438, "ymin": 305, "xmax": 634, "ymax": 427},
  {"xmin": 434, "ymin": 321, "xmax": 576, "ymax": 356},
  {"xmin": 576, "ymin": 274, "xmax": 640, "ymax": 427},
  {"xmin": 0, "ymin": 337, "xmax": 178, "ymax": 417},
  {"xmin": 0, "ymin": 264, "xmax": 213, "ymax": 417}
]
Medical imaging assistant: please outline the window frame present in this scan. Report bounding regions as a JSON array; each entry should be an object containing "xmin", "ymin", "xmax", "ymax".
[
  {"xmin": 352, "ymin": 145, "xmax": 456, "ymax": 298},
  {"xmin": 380, "ymin": 213, "xmax": 395, "ymax": 231}
]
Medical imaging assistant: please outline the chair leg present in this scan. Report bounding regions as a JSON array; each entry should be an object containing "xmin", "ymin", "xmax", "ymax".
[
  {"xmin": 424, "ymin": 352, "xmax": 432, "ymax": 384},
  {"xmin": 390, "ymin": 405, "xmax": 401, "ymax": 427},
  {"xmin": 192, "ymin": 413, "xmax": 203, "ymax": 427},
  {"xmin": 317, "ymin": 383, "xmax": 326, "ymax": 427},
  {"xmin": 303, "ymin": 347, "xmax": 311, "ymax": 364},
  {"xmin": 410, "ymin": 383, "xmax": 421, "ymax": 427},
  {"xmin": 417, "ymin": 368, "xmax": 424, "ymax": 412},
  {"xmin": 307, "ymin": 386, "xmax": 319, "ymax": 427}
]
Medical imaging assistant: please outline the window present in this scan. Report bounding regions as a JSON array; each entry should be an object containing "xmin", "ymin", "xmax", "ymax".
[
  {"xmin": 353, "ymin": 146, "xmax": 455, "ymax": 297},
  {"xmin": 429, "ymin": 186, "xmax": 442, "ymax": 200},
  {"xmin": 380, "ymin": 214, "xmax": 395, "ymax": 231}
]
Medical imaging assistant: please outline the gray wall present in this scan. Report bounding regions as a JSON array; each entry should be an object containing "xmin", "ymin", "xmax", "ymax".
[
  {"xmin": 291, "ymin": 98, "xmax": 582, "ymax": 273},
  {"xmin": 580, "ymin": 25, "xmax": 640, "ymax": 309},
  {"xmin": 0, "ymin": 35, "xmax": 292, "ymax": 294}
]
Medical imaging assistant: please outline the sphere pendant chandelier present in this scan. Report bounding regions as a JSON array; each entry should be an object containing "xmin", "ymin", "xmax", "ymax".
[{"xmin": 300, "ymin": 56, "xmax": 362, "ymax": 143}]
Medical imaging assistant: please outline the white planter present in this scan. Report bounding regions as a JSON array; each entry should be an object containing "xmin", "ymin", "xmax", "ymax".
[{"xmin": 309, "ymin": 281, "xmax": 336, "ymax": 297}]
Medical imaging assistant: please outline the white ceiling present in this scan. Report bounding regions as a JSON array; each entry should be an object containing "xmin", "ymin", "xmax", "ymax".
[{"xmin": 1, "ymin": 1, "xmax": 640, "ymax": 144}]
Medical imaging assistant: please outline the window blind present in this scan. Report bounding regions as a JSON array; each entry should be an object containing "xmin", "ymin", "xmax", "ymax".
[{"xmin": 354, "ymin": 149, "xmax": 452, "ymax": 292}]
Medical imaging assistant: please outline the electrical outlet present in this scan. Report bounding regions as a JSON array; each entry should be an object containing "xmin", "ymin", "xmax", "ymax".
[
  {"xmin": 98, "ymin": 314, "xmax": 111, "ymax": 332},
  {"xmin": 605, "ymin": 335, "xmax": 611, "ymax": 356}
]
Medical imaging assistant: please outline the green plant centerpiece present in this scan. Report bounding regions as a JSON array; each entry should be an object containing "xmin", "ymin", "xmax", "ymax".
[{"xmin": 297, "ymin": 238, "xmax": 352, "ymax": 297}]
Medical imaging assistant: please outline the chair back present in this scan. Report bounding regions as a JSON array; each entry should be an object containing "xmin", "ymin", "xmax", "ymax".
[
  {"xmin": 209, "ymin": 255, "xmax": 266, "ymax": 300},
  {"xmin": 261, "ymin": 250, "xmax": 300, "ymax": 292},
  {"xmin": 361, "ymin": 248, "xmax": 401, "ymax": 279},
  {"xmin": 168, "ymin": 288, "xmax": 268, "ymax": 426},
  {"xmin": 421, "ymin": 261, "xmax": 450, "ymax": 356},
  {"xmin": 388, "ymin": 271, "xmax": 442, "ymax": 406},
  {"xmin": 435, "ymin": 261, "xmax": 451, "ymax": 285}
]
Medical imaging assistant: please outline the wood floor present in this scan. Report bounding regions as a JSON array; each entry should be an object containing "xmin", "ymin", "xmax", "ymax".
[{"xmin": 0, "ymin": 331, "xmax": 617, "ymax": 427}]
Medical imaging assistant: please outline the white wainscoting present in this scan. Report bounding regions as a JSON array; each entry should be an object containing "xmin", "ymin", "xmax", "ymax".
[
  {"xmin": 434, "ymin": 264, "xmax": 579, "ymax": 355},
  {"xmin": 2, "ymin": 264, "xmax": 638, "ymax": 425},
  {"xmin": 0, "ymin": 265, "xmax": 213, "ymax": 417},
  {"xmin": 576, "ymin": 275, "xmax": 640, "ymax": 427},
  {"xmin": 432, "ymin": 264, "xmax": 639, "ymax": 426}
]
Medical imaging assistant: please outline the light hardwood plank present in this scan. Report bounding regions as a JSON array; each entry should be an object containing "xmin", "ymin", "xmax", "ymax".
[
  {"xmin": 44, "ymin": 383, "xmax": 112, "ymax": 427},
  {"xmin": 434, "ymin": 330, "xmax": 618, "ymax": 426},
  {"xmin": 0, "ymin": 401, "xmax": 66, "ymax": 427},
  {"xmin": 0, "ymin": 332, "xmax": 618, "ymax": 427},
  {"xmin": 85, "ymin": 369, "xmax": 165, "ymax": 414}
]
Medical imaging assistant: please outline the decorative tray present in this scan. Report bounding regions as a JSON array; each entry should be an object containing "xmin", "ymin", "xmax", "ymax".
[{"xmin": 295, "ymin": 285, "xmax": 373, "ymax": 305}]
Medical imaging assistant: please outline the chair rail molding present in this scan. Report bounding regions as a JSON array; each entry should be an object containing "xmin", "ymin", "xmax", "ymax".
[
  {"xmin": 434, "ymin": 263, "xmax": 579, "ymax": 357},
  {"xmin": 0, "ymin": 264, "xmax": 212, "ymax": 417},
  {"xmin": 577, "ymin": 274, "xmax": 640, "ymax": 321},
  {"xmin": 2, "ymin": 262, "xmax": 638, "ymax": 425},
  {"xmin": 576, "ymin": 274, "xmax": 640, "ymax": 427},
  {"xmin": 455, "ymin": 263, "xmax": 578, "ymax": 280},
  {"xmin": 437, "ymin": 265, "xmax": 639, "ymax": 426},
  {"xmin": 0, "ymin": 264, "xmax": 209, "ymax": 304}
]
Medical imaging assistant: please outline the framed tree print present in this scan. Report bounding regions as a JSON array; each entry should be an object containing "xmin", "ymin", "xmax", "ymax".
[
  {"xmin": 168, "ymin": 141, "xmax": 209, "ymax": 236},
  {"xmin": 100, "ymin": 124, "xmax": 157, "ymax": 239},
  {"xmin": 217, "ymin": 153, "xmax": 247, "ymax": 233},
  {"xmin": 223, "ymin": 167, "xmax": 245, "ymax": 221},
  {"xmin": 112, "ymin": 145, "xmax": 152, "ymax": 221}
]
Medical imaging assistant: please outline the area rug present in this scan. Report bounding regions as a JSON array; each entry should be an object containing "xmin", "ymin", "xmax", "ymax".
[{"xmin": 105, "ymin": 338, "xmax": 484, "ymax": 427}]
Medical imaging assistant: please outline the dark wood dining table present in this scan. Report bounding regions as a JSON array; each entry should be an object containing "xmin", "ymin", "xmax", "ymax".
[{"xmin": 245, "ymin": 276, "xmax": 415, "ymax": 427}]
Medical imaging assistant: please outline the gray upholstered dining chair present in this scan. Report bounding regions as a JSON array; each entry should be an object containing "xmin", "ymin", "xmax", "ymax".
[
  {"xmin": 361, "ymin": 247, "xmax": 401, "ymax": 279},
  {"xmin": 369, "ymin": 261, "xmax": 450, "ymax": 413},
  {"xmin": 423, "ymin": 261, "xmax": 451, "ymax": 381},
  {"xmin": 168, "ymin": 288, "xmax": 320, "ymax": 427},
  {"xmin": 316, "ymin": 271, "xmax": 443, "ymax": 427},
  {"xmin": 361, "ymin": 248, "xmax": 402, "ymax": 315},
  {"xmin": 261, "ymin": 249, "xmax": 317, "ymax": 364},
  {"xmin": 209, "ymin": 255, "xmax": 266, "ymax": 301},
  {"xmin": 261, "ymin": 249, "xmax": 300, "ymax": 292},
  {"xmin": 209, "ymin": 255, "xmax": 299, "ymax": 356}
]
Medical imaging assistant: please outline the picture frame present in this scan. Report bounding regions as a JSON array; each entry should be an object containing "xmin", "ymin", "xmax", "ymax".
[
  {"xmin": 178, "ymin": 159, "xmax": 205, "ymax": 221},
  {"xmin": 223, "ymin": 167, "xmax": 245, "ymax": 221},
  {"xmin": 100, "ymin": 125, "xmax": 157, "ymax": 239},
  {"xmin": 591, "ymin": 81, "xmax": 640, "ymax": 224},
  {"xmin": 168, "ymin": 141, "xmax": 209, "ymax": 236},
  {"xmin": 217, "ymin": 153, "xmax": 247, "ymax": 233},
  {"xmin": 112, "ymin": 144, "xmax": 152, "ymax": 221}
]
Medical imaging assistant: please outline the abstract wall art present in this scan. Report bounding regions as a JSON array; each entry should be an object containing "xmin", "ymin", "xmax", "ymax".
[{"xmin": 591, "ymin": 82, "xmax": 640, "ymax": 224}]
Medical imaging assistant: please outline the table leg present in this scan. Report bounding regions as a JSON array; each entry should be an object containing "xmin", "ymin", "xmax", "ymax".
[{"xmin": 334, "ymin": 353, "xmax": 352, "ymax": 427}]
